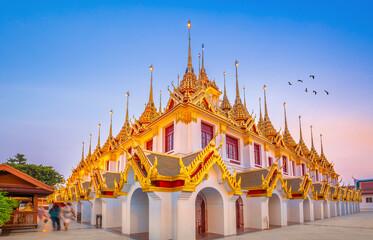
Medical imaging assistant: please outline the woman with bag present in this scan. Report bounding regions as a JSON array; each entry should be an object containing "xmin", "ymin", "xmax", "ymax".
[{"xmin": 62, "ymin": 202, "xmax": 75, "ymax": 231}]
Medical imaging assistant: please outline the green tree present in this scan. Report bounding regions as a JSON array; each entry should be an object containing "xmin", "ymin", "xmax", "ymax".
[
  {"xmin": 6, "ymin": 153, "xmax": 27, "ymax": 165},
  {"xmin": 5, "ymin": 154, "xmax": 64, "ymax": 186},
  {"xmin": 0, "ymin": 190, "xmax": 13, "ymax": 226}
]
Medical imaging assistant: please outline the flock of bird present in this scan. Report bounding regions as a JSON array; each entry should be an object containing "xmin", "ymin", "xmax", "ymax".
[{"xmin": 288, "ymin": 75, "xmax": 329, "ymax": 95}]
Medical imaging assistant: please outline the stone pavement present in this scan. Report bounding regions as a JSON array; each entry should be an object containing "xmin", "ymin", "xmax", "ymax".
[{"xmin": 1, "ymin": 212, "xmax": 373, "ymax": 240}]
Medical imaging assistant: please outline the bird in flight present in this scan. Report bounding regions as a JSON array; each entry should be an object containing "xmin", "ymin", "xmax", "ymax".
[
  {"xmin": 324, "ymin": 90, "xmax": 329, "ymax": 95},
  {"xmin": 298, "ymin": 79, "xmax": 303, "ymax": 83},
  {"xmin": 310, "ymin": 75, "xmax": 315, "ymax": 79},
  {"xmin": 288, "ymin": 82, "xmax": 292, "ymax": 85},
  {"xmin": 313, "ymin": 90, "xmax": 317, "ymax": 95},
  {"xmin": 305, "ymin": 88, "xmax": 308, "ymax": 92}
]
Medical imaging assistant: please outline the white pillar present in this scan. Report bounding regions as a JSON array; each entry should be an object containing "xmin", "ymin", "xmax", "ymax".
[
  {"xmin": 323, "ymin": 201, "xmax": 330, "ymax": 218},
  {"xmin": 118, "ymin": 195, "xmax": 129, "ymax": 234},
  {"xmin": 287, "ymin": 199, "xmax": 304, "ymax": 223},
  {"xmin": 330, "ymin": 201, "xmax": 337, "ymax": 217},
  {"xmin": 174, "ymin": 192, "xmax": 194, "ymax": 240},
  {"xmin": 147, "ymin": 192, "xmax": 172, "ymax": 240},
  {"xmin": 225, "ymin": 195, "xmax": 238, "ymax": 236},
  {"xmin": 246, "ymin": 197, "xmax": 269, "ymax": 229}
]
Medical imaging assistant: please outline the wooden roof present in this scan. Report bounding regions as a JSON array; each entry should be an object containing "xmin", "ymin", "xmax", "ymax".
[{"xmin": 0, "ymin": 164, "xmax": 54, "ymax": 196}]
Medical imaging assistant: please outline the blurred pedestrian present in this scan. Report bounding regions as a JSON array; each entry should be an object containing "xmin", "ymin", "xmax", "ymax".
[
  {"xmin": 49, "ymin": 204, "xmax": 61, "ymax": 230},
  {"xmin": 62, "ymin": 202, "xmax": 75, "ymax": 230}
]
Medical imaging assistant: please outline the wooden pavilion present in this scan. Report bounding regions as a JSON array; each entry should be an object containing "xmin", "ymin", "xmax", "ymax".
[{"xmin": 0, "ymin": 163, "xmax": 54, "ymax": 230}]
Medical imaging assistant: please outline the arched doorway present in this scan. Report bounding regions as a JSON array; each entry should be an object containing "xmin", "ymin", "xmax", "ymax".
[
  {"xmin": 303, "ymin": 197, "xmax": 311, "ymax": 222},
  {"xmin": 195, "ymin": 187, "xmax": 224, "ymax": 238},
  {"xmin": 130, "ymin": 188, "xmax": 149, "ymax": 237},
  {"xmin": 196, "ymin": 192, "xmax": 207, "ymax": 234},
  {"xmin": 268, "ymin": 193, "xmax": 282, "ymax": 226},
  {"xmin": 236, "ymin": 196, "xmax": 244, "ymax": 229},
  {"xmin": 94, "ymin": 198, "xmax": 102, "ymax": 227}
]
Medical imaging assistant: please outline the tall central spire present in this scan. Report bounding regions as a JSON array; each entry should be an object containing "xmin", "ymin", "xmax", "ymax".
[
  {"xmin": 125, "ymin": 92, "xmax": 130, "ymax": 127},
  {"xmin": 186, "ymin": 20, "xmax": 194, "ymax": 74},
  {"xmin": 235, "ymin": 60, "xmax": 241, "ymax": 104},
  {"xmin": 148, "ymin": 65, "xmax": 154, "ymax": 107},
  {"xmin": 264, "ymin": 85, "xmax": 269, "ymax": 120},
  {"xmin": 320, "ymin": 134, "xmax": 324, "ymax": 155}
]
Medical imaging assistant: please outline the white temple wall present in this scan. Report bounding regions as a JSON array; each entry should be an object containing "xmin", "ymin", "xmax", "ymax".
[
  {"xmin": 287, "ymin": 199, "xmax": 304, "ymax": 223},
  {"xmin": 80, "ymin": 200, "xmax": 92, "ymax": 224},
  {"xmin": 102, "ymin": 198, "xmax": 122, "ymax": 228},
  {"xmin": 267, "ymin": 189, "xmax": 287, "ymax": 226},
  {"xmin": 313, "ymin": 200, "xmax": 324, "ymax": 220}
]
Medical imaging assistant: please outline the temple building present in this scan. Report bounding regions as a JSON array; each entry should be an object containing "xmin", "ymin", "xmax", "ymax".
[
  {"xmin": 355, "ymin": 178, "xmax": 373, "ymax": 211},
  {"xmin": 48, "ymin": 21, "xmax": 362, "ymax": 240}
]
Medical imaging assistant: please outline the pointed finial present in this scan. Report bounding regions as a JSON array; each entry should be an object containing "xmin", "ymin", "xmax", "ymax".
[
  {"xmin": 198, "ymin": 53, "xmax": 201, "ymax": 76},
  {"xmin": 283, "ymin": 102, "xmax": 288, "ymax": 131},
  {"xmin": 177, "ymin": 74, "xmax": 180, "ymax": 86},
  {"xmin": 259, "ymin": 97, "xmax": 263, "ymax": 121},
  {"xmin": 299, "ymin": 115, "xmax": 303, "ymax": 141},
  {"xmin": 243, "ymin": 86, "xmax": 246, "ymax": 108},
  {"xmin": 263, "ymin": 85, "xmax": 269, "ymax": 120},
  {"xmin": 81, "ymin": 141, "xmax": 85, "ymax": 161},
  {"xmin": 109, "ymin": 110, "xmax": 113, "ymax": 138},
  {"xmin": 88, "ymin": 134, "xmax": 92, "ymax": 156},
  {"xmin": 159, "ymin": 90, "xmax": 162, "ymax": 114},
  {"xmin": 223, "ymin": 71, "xmax": 227, "ymax": 95},
  {"xmin": 235, "ymin": 60, "xmax": 241, "ymax": 104},
  {"xmin": 97, "ymin": 123, "xmax": 101, "ymax": 149},
  {"xmin": 310, "ymin": 125, "xmax": 315, "ymax": 149},
  {"xmin": 186, "ymin": 20, "xmax": 193, "ymax": 73},
  {"xmin": 320, "ymin": 134, "xmax": 324, "ymax": 155},
  {"xmin": 201, "ymin": 44, "xmax": 205, "ymax": 73},
  {"xmin": 148, "ymin": 65, "xmax": 154, "ymax": 106},
  {"xmin": 125, "ymin": 91, "xmax": 130, "ymax": 126}
]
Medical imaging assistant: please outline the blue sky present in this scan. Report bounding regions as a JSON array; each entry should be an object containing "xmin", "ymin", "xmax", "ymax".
[{"xmin": 1, "ymin": 1, "xmax": 372, "ymax": 184}]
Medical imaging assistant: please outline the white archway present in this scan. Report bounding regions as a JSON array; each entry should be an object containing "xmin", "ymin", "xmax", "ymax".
[
  {"xmin": 268, "ymin": 193, "xmax": 282, "ymax": 226},
  {"xmin": 195, "ymin": 187, "xmax": 224, "ymax": 237},
  {"xmin": 93, "ymin": 198, "xmax": 103, "ymax": 227},
  {"xmin": 130, "ymin": 188, "xmax": 149, "ymax": 236}
]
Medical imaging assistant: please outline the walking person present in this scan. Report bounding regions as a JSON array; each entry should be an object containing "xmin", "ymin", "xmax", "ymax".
[
  {"xmin": 62, "ymin": 202, "xmax": 75, "ymax": 231},
  {"xmin": 49, "ymin": 204, "xmax": 61, "ymax": 231}
]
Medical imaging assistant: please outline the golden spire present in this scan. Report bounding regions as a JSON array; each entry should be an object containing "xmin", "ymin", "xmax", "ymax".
[
  {"xmin": 147, "ymin": 65, "xmax": 154, "ymax": 107},
  {"xmin": 243, "ymin": 86, "xmax": 246, "ymax": 108},
  {"xmin": 310, "ymin": 125, "xmax": 315, "ymax": 150},
  {"xmin": 88, "ymin": 134, "xmax": 92, "ymax": 156},
  {"xmin": 320, "ymin": 134, "xmax": 324, "ymax": 155},
  {"xmin": 81, "ymin": 141, "xmax": 85, "ymax": 162},
  {"xmin": 97, "ymin": 124, "xmax": 101, "ymax": 149},
  {"xmin": 283, "ymin": 102, "xmax": 288, "ymax": 131},
  {"xmin": 159, "ymin": 90, "xmax": 162, "ymax": 114},
  {"xmin": 186, "ymin": 20, "xmax": 194, "ymax": 74},
  {"xmin": 198, "ymin": 53, "xmax": 201, "ymax": 76},
  {"xmin": 125, "ymin": 91, "xmax": 130, "ymax": 127},
  {"xmin": 298, "ymin": 115, "xmax": 303, "ymax": 140},
  {"xmin": 282, "ymin": 102, "xmax": 297, "ymax": 149},
  {"xmin": 201, "ymin": 44, "xmax": 205, "ymax": 73},
  {"xmin": 109, "ymin": 110, "xmax": 113, "ymax": 138},
  {"xmin": 220, "ymin": 71, "xmax": 232, "ymax": 112},
  {"xmin": 234, "ymin": 60, "xmax": 241, "ymax": 104},
  {"xmin": 263, "ymin": 85, "xmax": 269, "ymax": 121},
  {"xmin": 259, "ymin": 97, "xmax": 263, "ymax": 122},
  {"xmin": 177, "ymin": 74, "xmax": 180, "ymax": 86}
]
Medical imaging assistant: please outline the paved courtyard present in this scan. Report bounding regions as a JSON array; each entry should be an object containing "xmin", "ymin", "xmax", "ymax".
[{"xmin": 1, "ymin": 211, "xmax": 373, "ymax": 240}]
